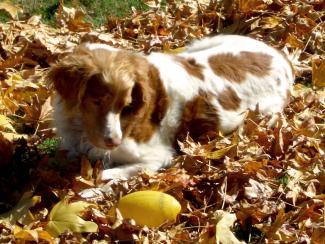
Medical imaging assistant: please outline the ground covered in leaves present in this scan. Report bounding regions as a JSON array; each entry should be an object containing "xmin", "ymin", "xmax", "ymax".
[{"xmin": 0, "ymin": 0, "xmax": 325, "ymax": 243}]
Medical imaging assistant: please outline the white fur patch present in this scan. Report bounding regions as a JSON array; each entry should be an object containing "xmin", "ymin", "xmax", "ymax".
[{"xmin": 105, "ymin": 112, "xmax": 122, "ymax": 140}]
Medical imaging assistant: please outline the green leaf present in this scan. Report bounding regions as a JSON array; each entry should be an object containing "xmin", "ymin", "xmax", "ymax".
[{"xmin": 46, "ymin": 200, "xmax": 98, "ymax": 237}]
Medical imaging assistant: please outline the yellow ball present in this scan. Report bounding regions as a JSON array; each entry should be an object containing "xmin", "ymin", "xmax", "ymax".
[{"xmin": 116, "ymin": 190, "xmax": 181, "ymax": 227}]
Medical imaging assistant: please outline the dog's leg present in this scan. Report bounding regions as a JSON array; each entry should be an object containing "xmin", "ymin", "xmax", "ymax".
[{"xmin": 102, "ymin": 143, "xmax": 174, "ymax": 180}]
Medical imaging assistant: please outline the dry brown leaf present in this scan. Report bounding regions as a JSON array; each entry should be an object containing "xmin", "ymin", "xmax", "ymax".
[
  {"xmin": 312, "ymin": 58, "xmax": 325, "ymax": 88},
  {"xmin": 244, "ymin": 178, "xmax": 273, "ymax": 199},
  {"xmin": 286, "ymin": 34, "xmax": 305, "ymax": 49},
  {"xmin": 264, "ymin": 208, "xmax": 287, "ymax": 239},
  {"xmin": 238, "ymin": 0, "xmax": 268, "ymax": 13},
  {"xmin": 56, "ymin": 4, "xmax": 92, "ymax": 32},
  {"xmin": 0, "ymin": 0, "xmax": 325, "ymax": 243},
  {"xmin": 311, "ymin": 227, "xmax": 325, "ymax": 243}
]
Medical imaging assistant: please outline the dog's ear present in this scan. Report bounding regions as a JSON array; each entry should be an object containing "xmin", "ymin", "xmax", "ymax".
[
  {"xmin": 148, "ymin": 65, "xmax": 169, "ymax": 124},
  {"xmin": 47, "ymin": 47, "xmax": 99, "ymax": 106}
]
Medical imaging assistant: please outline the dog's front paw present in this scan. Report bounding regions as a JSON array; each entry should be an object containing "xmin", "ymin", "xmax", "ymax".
[{"xmin": 101, "ymin": 168, "xmax": 131, "ymax": 181}]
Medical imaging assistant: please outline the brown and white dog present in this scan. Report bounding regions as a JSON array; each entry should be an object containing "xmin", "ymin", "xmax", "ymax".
[{"xmin": 48, "ymin": 35, "xmax": 294, "ymax": 180}]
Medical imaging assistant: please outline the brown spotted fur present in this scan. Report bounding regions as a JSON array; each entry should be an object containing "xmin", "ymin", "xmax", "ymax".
[
  {"xmin": 174, "ymin": 56, "xmax": 205, "ymax": 80},
  {"xmin": 218, "ymin": 87, "xmax": 241, "ymax": 110},
  {"xmin": 208, "ymin": 51, "xmax": 272, "ymax": 83},
  {"xmin": 176, "ymin": 91, "xmax": 219, "ymax": 143}
]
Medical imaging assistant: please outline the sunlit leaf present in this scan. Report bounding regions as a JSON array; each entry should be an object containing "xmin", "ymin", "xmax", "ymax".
[
  {"xmin": 0, "ymin": 191, "xmax": 41, "ymax": 225},
  {"xmin": 1, "ymin": 131, "xmax": 27, "ymax": 141},
  {"xmin": 14, "ymin": 228, "xmax": 54, "ymax": 244},
  {"xmin": 312, "ymin": 58, "xmax": 325, "ymax": 88},
  {"xmin": 214, "ymin": 210, "xmax": 243, "ymax": 244},
  {"xmin": 46, "ymin": 200, "xmax": 98, "ymax": 237},
  {"xmin": 0, "ymin": 1, "xmax": 23, "ymax": 20},
  {"xmin": 202, "ymin": 145, "xmax": 236, "ymax": 160},
  {"xmin": 0, "ymin": 115, "xmax": 16, "ymax": 133}
]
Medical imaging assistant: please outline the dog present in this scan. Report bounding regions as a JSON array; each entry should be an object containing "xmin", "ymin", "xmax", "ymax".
[{"xmin": 47, "ymin": 35, "xmax": 294, "ymax": 180}]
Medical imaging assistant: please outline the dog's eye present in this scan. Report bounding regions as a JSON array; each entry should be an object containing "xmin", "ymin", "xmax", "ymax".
[{"xmin": 121, "ymin": 103, "xmax": 133, "ymax": 116}]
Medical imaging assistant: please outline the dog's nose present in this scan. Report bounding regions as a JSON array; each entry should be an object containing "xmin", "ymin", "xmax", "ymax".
[{"xmin": 104, "ymin": 136, "xmax": 121, "ymax": 148}]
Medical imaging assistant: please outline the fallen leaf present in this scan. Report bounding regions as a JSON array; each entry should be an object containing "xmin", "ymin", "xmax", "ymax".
[
  {"xmin": 1, "ymin": 131, "xmax": 27, "ymax": 141},
  {"xmin": 14, "ymin": 227, "xmax": 54, "ymax": 244},
  {"xmin": 214, "ymin": 210, "xmax": 244, "ymax": 244},
  {"xmin": 0, "ymin": 191, "xmax": 41, "ymax": 225},
  {"xmin": 56, "ymin": 4, "xmax": 92, "ymax": 32},
  {"xmin": 311, "ymin": 227, "xmax": 325, "ymax": 243},
  {"xmin": 46, "ymin": 200, "xmax": 98, "ymax": 237},
  {"xmin": 312, "ymin": 58, "xmax": 325, "ymax": 88},
  {"xmin": 265, "ymin": 208, "xmax": 286, "ymax": 239},
  {"xmin": 0, "ymin": 1, "xmax": 23, "ymax": 20},
  {"xmin": 244, "ymin": 178, "xmax": 273, "ymax": 199},
  {"xmin": 0, "ymin": 114, "xmax": 16, "ymax": 133},
  {"xmin": 202, "ymin": 145, "xmax": 237, "ymax": 160}
]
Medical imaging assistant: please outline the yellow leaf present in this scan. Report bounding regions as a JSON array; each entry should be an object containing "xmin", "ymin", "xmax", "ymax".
[
  {"xmin": 202, "ymin": 145, "xmax": 236, "ymax": 160},
  {"xmin": 15, "ymin": 229, "xmax": 54, "ymax": 243},
  {"xmin": 0, "ymin": 1, "xmax": 23, "ymax": 20},
  {"xmin": 4, "ymin": 73, "xmax": 39, "ymax": 89},
  {"xmin": 46, "ymin": 200, "xmax": 98, "ymax": 237},
  {"xmin": 214, "ymin": 210, "xmax": 243, "ymax": 244},
  {"xmin": 0, "ymin": 191, "xmax": 41, "ymax": 225},
  {"xmin": 0, "ymin": 115, "xmax": 16, "ymax": 133},
  {"xmin": 239, "ymin": 0, "xmax": 267, "ymax": 13},
  {"xmin": 285, "ymin": 34, "xmax": 304, "ymax": 49},
  {"xmin": 163, "ymin": 47, "xmax": 187, "ymax": 54},
  {"xmin": 260, "ymin": 16, "xmax": 283, "ymax": 29},
  {"xmin": 1, "ymin": 132, "xmax": 27, "ymax": 142},
  {"xmin": 312, "ymin": 58, "xmax": 325, "ymax": 88},
  {"xmin": 292, "ymin": 83, "xmax": 311, "ymax": 97}
]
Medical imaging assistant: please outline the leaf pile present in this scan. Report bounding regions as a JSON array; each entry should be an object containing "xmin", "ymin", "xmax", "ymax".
[{"xmin": 0, "ymin": 0, "xmax": 325, "ymax": 243}]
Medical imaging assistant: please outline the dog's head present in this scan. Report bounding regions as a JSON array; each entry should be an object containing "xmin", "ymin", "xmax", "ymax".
[{"xmin": 48, "ymin": 44, "xmax": 167, "ymax": 150}]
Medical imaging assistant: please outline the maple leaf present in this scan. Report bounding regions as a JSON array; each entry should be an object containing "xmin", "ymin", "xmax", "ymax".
[
  {"xmin": 46, "ymin": 200, "xmax": 98, "ymax": 237},
  {"xmin": 56, "ymin": 4, "xmax": 92, "ymax": 32}
]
